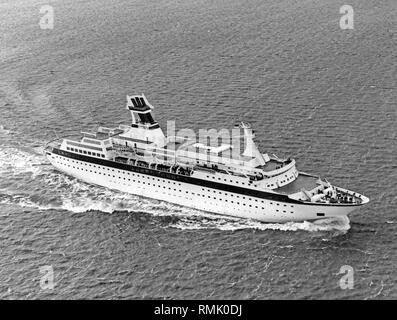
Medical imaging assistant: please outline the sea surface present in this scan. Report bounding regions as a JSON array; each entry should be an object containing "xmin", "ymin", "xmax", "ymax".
[{"xmin": 0, "ymin": 0, "xmax": 396, "ymax": 299}]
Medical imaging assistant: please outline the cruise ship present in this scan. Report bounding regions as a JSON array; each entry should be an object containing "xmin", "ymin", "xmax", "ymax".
[{"xmin": 45, "ymin": 94, "xmax": 369, "ymax": 223}]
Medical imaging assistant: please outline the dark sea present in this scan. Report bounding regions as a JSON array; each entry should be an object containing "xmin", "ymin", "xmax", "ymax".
[{"xmin": 0, "ymin": 0, "xmax": 396, "ymax": 299}]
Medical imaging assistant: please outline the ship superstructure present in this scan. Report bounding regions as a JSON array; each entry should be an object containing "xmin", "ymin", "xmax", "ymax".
[{"xmin": 45, "ymin": 95, "xmax": 369, "ymax": 222}]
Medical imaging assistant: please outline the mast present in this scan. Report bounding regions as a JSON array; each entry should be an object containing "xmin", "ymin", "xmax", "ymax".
[{"xmin": 239, "ymin": 122, "xmax": 266, "ymax": 166}]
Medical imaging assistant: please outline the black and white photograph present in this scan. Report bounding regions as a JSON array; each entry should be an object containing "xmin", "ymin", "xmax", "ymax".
[{"xmin": 0, "ymin": 0, "xmax": 395, "ymax": 306}]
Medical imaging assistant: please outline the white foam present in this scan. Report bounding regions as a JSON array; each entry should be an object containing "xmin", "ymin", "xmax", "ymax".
[
  {"xmin": 169, "ymin": 214, "xmax": 351, "ymax": 232},
  {"xmin": 1, "ymin": 166, "xmax": 179, "ymax": 216},
  {"xmin": 0, "ymin": 147, "xmax": 45, "ymax": 176},
  {"xmin": 0, "ymin": 125, "xmax": 10, "ymax": 135}
]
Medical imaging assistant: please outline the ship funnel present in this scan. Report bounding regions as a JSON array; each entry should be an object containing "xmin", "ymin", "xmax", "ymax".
[{"xmin": 126, "ymin": 94, "xmax": 154, "ymax": 110}]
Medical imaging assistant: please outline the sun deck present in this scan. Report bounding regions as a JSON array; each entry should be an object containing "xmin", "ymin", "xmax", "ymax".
[
  {"xmin": 276, "ymin": 172, "xmax": 319, "ymax": 195},
  {"xmin": 257, "ymin": 159, "xmax": 285, "ymax": 172},
  {"xmin": 175, "ymin": 140, "xmax": 255, "ymax": 163}
]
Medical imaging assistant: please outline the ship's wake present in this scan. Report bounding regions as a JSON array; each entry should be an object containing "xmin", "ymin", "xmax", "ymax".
[
  {"xmin": 0, "ymin": 147, "xmax": 44, "ymax": 176},
  {"xmin": 0, "ymin": 125, "xmax": 11, "ymax": 135},
  {"xmin": 169, "ymin": 214, "xmax": 350, "ymax": 232},
  {"xmin": 0, "ymin": 146, "xmax": 351, "ymax": 232}
]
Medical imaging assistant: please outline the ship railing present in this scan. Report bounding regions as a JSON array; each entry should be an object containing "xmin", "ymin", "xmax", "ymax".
[
  {"xmin": 113, "ymin": 144, "xmax": 177, "ymax": 159},
  {"xmin": 154, "ymin": 151, "xmax": 261, "ymax": 177},
  {"xmin": 44, "ymin": 134, "xmax": 78, "ymax": 153},
  {"xmin": 113, "ymin": 144, "xmax": 136, "ymax": 154},
  {"xmin": 116, "ymin": 143, "xmax": 253, "ymax": 169},
  {"xmin": 302, "ymin": 182, "xmax": 365, "ymax": 205},
  {"xmin": 113, "ymin": 152, "xmax": 193, "ymax": 177},
  {"xmin": 112, "ymin": 144, "xmax": 273, "ymax": 179},
  {"xmin": 81, "ymin": 131, "xmax": 97, "ymax": 138},
  {"xmin": 193, "ymin": 165, "xmax": 216, "ymax": 174},
  {"xmin": 332, "ymin": 187, "xmax": 365, "ymax": 204},
  {"xmin": 114, "ymin": 156, "xmax": 129, "ymax": 164}
]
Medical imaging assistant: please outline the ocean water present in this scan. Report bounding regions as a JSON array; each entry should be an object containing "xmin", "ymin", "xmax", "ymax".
[{"xmin": 0, "ymin": 0, "xmax": 396, "ymax": 299}]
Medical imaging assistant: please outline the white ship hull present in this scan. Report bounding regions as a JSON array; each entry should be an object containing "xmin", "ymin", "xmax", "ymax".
[{"xmin": 47, "ymin": 152, "xmax": 359, "ymax": 223}]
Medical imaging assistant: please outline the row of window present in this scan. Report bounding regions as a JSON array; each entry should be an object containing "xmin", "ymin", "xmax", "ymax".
[
  {"xmin": 66, "ymin": 147, "xmax": 105, "ymax": 158},
  {"xmin": 205, "ymin": 174, "xmax": 295, "ymax": 190},
  {"xmin": 198, "ymin": 187, "xmax": 293, "ymax": 207},
  {"xmin": 279, "ymin": 173, "xmax": 295, "ymax": 185},
  {"xmin": 205, "ymin": 174, "xmax": 276, "ymax": 189},
  {"xmin": 206, "ymin": 174, "xmax": 248, "ymax": 185}
]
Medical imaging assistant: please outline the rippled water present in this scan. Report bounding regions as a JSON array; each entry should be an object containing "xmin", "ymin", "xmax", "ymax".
[{"xmin": 0, "ymin": 0, "xmax": 396, "ymax": 299}]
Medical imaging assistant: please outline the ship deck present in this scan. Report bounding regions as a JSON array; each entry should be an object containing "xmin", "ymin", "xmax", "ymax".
[
  {"xmin": 276, "ymin": 173, "xmax": 319, "ymax": 195},
  {"xmin": 176, "ymin": 141, "xmax": 255, "ymax": 162},
  {"xmin": 257, "ymin": 159, "xmax": 284, "ymax": 172}
]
